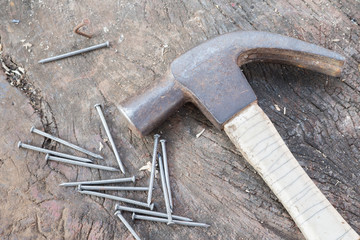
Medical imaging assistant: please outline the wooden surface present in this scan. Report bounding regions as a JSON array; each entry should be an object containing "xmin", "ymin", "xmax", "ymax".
[
  {"xmin": 0, "ymin": 0, "xmax": 359, "ymax": 239},
  {"xmin": 224, "ymin": 102, "xmax": 359, "ymax": 240}
]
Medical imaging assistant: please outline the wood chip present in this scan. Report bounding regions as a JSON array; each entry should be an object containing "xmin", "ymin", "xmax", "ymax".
[
  {"xmin": 196, "ymin": 128, "xmax": 205, "ymax": 138},
  {"xmin": 283, "ymin": 107, "xmax": 286, "ymax": 115},
  {"xmin": 99, "ymin": 142, "xmax": 104, "ymax": 151},
  {"xmin": 139, "ymin": 161, "xmax": 152, "ymax": 172},
  {"xmin": 274, "ymin": 104, "xmax": 281, "ymax": 111},
  {"xmin": 18, "ymin": 67, "xmax": 25, "ymax": 74},
  {"xmin": 23, "ymin": 43, "xmax": 32, "ymax": 49}
]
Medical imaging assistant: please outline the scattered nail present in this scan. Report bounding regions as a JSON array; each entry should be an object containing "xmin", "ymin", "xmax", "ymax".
[
  {"xmin": 115, "ymin": 211, "xmax": 141, "ymax": 240},
  {"xmin": 79, "ymin": 189, "xmax": 154, "ymax": 210},
  {"xmin": 158, "ymin": 153, "xmax": 173, "ymax": 224},
  {"xmin": 147, "ymin": 134, "xmax": 160, "ymax": 205},
  {"xmin": 115, "ymin": 204, "xmax": 192, "ymax": 222},
  {"xmin": 60, "ymin": 176, "xmax": 135, "ymax": 187},
  {"xmin": 45, "ymin": 154, "xmax": 119, "ymax": 172},
  {"xmin": 79, "ymin": 186, "xmax": 148, "ymax": 191},
  {"xmin": 18, "ymin": 141, "xmax": 93, "ymax": 163},
  {"xmin": 38, "ymin": 41, "xmax": 110, "ymax": 64},
  {"xmin": 160, "ymin": 139, "xmax": 173, "ymax": 210},
  {"xmin": 132, "ymin": 214, "xmax": 210, "ymax": 228},
  {"xmin": 31, "ymin": 126, "xmax": 103, "ymax": 160},
  {"xmin": 94, "ymin": 104, "xmax": 125, "ymax": 174}
]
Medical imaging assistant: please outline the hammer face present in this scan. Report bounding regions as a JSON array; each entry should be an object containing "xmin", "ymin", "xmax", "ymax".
[{"xmin": 119, "ymin": 72, "xmax": 185, "ymax": 136}]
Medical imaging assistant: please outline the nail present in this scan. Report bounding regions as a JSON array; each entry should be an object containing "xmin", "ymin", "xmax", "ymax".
[
  {"xmin": 18, "ymin": 141, "xmax": 93, "ymax": 163},
  {"xmin": 158, "ymin": 153, "xmax": 173, "ymax": 224},
  {"xmin": 60, "ymin": 176, "xmax": 135, "ymax": 187},
  {"xmin": 132, "ymin": 214, "xmax": 210, "ymax": 228},
  {"xmin": 38, "ymin": 41, "xmax": 110, "ymax": 64},
  {"xmin": 147, "ymin": 134, "xmax": 160, "ymax": 205},
  {"xmin": 73, "ymin": 19, "xmax": 93, "ymax": 39},
  {"xmin": 114, "ymin": 211, "xmax": 141, "ymax": 240},
  {"xmin": 30, "ymin": 126, "xmax": 103, "ymax": 160},
  {"xmin": 94, "ymin": 104, "xmax": 125, "ymax": 174},
  {"xmin": 45, "ymin": 154, "xmax": 119, "ymax": 172},
  {"xmin": 115, "ymin": 204, "xmax": 192, "ymax": 222},
  {"xmin": 79, "ymin": 189, "xmax": 154, "ymax": 210},
  {"xmin": 160, "ymin": 139, "xmax": 173, "ymax": 210},
  {"xmin": 79, "ymin": 186, "xmax": 148, "ymax": 191}
]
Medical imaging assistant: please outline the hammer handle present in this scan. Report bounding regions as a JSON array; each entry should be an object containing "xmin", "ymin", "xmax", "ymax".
[{"xmin": 224, "ymin": 102, "xmax": 359, "ymax": 240}]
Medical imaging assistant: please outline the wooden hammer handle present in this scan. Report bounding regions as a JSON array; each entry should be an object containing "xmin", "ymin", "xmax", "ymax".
[{"xmin": 224, "ymin": 102, "xmax": 359, "ymax": 240}]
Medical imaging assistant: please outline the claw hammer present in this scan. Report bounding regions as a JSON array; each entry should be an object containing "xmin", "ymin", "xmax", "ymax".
[{"xmin": 119, "ymin": 31, "xmax": 359, "ymax": 240}]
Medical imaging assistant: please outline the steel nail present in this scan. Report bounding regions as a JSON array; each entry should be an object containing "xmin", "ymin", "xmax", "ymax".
[
  {"xmin": 30, "ymin": 126, "xmax": 103, "ymax": 160},
  {"xmin": 45, "ymin": 154, "xmax": 119, "ymax": 172},
  {"xmin": 160, "ymin": 139, "xmax": 173, "ymax": 210},
  {"xmin": 147, "ymin": 134, "xmax": 160, "ymax": 205},
  {"xmin": 114, "ymin": 204, "xmax": 192, "ymax": 222},
  {"xmin": 18, "ymin": 141, "xmax": 93, "ymax": 163},
  {"xmin": 115, "ymin": 211, "xmax": 141, "ymax": 240},
  {"xmin": 60, "ymin": 176, "xmax": 135, "ymax": 187},
  {"xmin": 38, "ymin": 41, "xmax": 110, "ymax": 64},
  {"xmin": 79, "ymin": 186, "xmax": 148, "ymax": 191},
  {"xmin": 79, "ymin": 189, "xmax": 154, "ymax": 210},
  {"xmin": 132, "ymin": 214, "xmax": 210, "ymax": 228},
  {"xmin": 94, "ymin": 104, "xmax": 125, "ymax": 174},
  {"xmin": 158, "ymin": 153, "xmax": 173, "ymax": 224}
]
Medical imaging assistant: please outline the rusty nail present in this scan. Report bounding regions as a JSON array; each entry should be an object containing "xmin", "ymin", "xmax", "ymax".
[{"xmin": 74, "ymin": 19, "xmax": 93, "ymax": 38}]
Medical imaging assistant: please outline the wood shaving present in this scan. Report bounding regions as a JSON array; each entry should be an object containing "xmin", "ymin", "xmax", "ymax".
[
  {"xmin": 23, "ymin": 43, "xmax": 32, "ymax": 49},
  {"xmin": 99, "ymin": 142, "xmax": 104, "ymax": 151},
  {"xmin": 196, "ymin": 128, "xmax": 205, "ymax": 138},
  {"xmin": 139, "ymin": 161, "xmax": 152, "ymax": 172},
  {"xmin": 18, "ymin": 67, "xmax": 25, "ymax": 74},
  {"xmin": 274, "ymin": 104, "xmax": 281, "ymax": 111}
]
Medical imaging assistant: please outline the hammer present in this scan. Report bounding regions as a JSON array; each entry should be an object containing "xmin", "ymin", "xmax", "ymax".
[{"xmin": 119, "ymin": 31, "xmax": 359, "ymax": 240}]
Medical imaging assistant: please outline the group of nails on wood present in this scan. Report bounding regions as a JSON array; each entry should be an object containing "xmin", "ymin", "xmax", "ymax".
[{"xmin": 18, "ymin": 104, "xmax": 209, "ymax": 240}]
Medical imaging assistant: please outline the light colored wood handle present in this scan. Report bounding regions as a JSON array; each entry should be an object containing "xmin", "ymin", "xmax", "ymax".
[{"xmin": 224, "ymin": 102, "xmax": 359, "ymax": 240}]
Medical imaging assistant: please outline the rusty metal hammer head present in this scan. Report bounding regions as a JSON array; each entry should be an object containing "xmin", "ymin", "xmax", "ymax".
[{"xmin": 120, "ymin": 31, "xmax": 345, "ymax": 136}]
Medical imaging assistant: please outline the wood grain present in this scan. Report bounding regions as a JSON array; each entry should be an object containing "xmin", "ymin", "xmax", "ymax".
[
  {"xmin": 224, "ymin": 102, "xmax": 359, "ymax": 240},
  {"xmin": 0, "ymin": 0, "xmax": 359, "ymax": 239}
]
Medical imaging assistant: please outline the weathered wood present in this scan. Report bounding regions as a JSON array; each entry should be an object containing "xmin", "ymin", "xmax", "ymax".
[
  {"xmin": 0, "ymin": 0, "xmax": 359, "ymax": 239},
  {"xmin": 224, "ymin": 102, "xmax": 359, "ymax": 240}
]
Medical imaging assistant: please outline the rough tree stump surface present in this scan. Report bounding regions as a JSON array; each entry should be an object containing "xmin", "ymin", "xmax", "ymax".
[{"xmin": 0, "ymin": 0, "xmax": 359, "ymax": 239}]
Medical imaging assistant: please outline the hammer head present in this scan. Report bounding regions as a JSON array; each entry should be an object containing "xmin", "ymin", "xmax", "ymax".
[{"xmin": 120, "ymin": 31, "xmax": 345, "ymax": 136}]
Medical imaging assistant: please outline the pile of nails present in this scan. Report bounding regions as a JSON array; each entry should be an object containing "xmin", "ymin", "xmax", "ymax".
[
  {"xmin": 18, "ymin": 104, "xmax": 125, "ymax": 173},
  {"xmin": 18, "ymin": 105, "xmax": 209, "ymax": 239}
]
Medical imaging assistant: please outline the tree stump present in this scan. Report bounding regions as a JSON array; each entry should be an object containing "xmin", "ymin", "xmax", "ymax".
[{"xmin": 0, "ymin": 0, "xmax": 359, "ymax": 239}]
